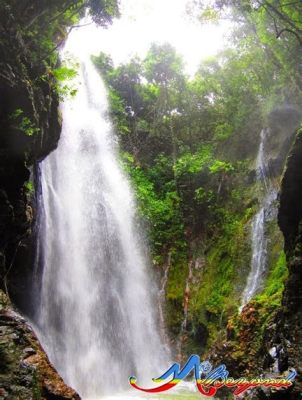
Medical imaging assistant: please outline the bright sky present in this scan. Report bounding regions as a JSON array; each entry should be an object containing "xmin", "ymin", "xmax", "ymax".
[{"xmin": 78, "ymin": 0, "xmax": 231, "ymax": 75}]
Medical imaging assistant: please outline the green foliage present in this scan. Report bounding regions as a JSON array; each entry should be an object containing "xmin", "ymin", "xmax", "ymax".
[
  {"xmin": 52, "ymin": 65, "xmax": 79, "ymax": 99},
  {"xmin": 93, "ymin": 1, "xmax": 301, "ymax": 352},
  {"xmin": 121, "ymin": 153, "xmax": 185, "ymax": 258},
  {"xmin": 194, "ymin": 187, "xmax": 214, "ymax": 204},
  {"xmin": 200, "ymin": 6, "xmax": 220, "ymax": 22},
  {"xmin": 24, "ymin": 181, "xmax": 35, "ymax": 194},
  {"xmin": 19, "ymin": 117, "xmax": 39, "ymax": 136},
  {"xmin": 52, "ymin": 66, "xmax": 77, "ymax": 82},
  {"xmin": 265, "ymin": 251, "xmax": 287, "ymax": 297},
  {"xmin": 214, "ymin": 122, "xmax": 233, "ymax": 141},
  {"xmin": 32, "ymin": 370, "xmax": 42, "ymax": 400},
  {"xmin": 209, "ymin": 160, "xmax": 235, "ymax": 174},
  {"xmin": 255, "ymin": 251, "xmax": 288, "ymax": 306},
  {"xmin": 0, "ymin": 1, "xmax": 120, "ymax": 82},
  {"xmin": 174, "ymin": 146, "xmax": 213, "ymax": 177},
  {"xmin": 9, "ymin": 109, "xmax": 40, "ymax": 137},
  {"xmin": 107, "ymin": 90, "xmax": 130, "ymax": 134},
  {"xmin": 92, "ymin": 52, "xmax": 114, "ymax": 76},
  {"xmin": 144, "ymin": 43, "xmax": 185, "ymax": 86},
  {"xmin": 187, "ymin": 206, "xmax": 251, "ymax": 346},
  {"xmin": 87, "ymin": 0, "xmax": 121, "ymax": 26}
]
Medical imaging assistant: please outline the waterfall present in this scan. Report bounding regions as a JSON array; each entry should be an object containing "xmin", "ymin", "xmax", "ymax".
[
  {"xmin": 256, "ymin": 128, "xmax": 269, "ymax": 191},
  {"xmin": 240, "ymin": 129, "xmax": 277, "ymax": 309},
  {"xmin": 34, "ymin": 27, "xmax": 168, "ymax": 399}
]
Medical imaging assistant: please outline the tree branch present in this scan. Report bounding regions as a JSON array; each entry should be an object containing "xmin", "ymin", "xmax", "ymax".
[
  {"xmin": 25, "ymin": 1, "xmax": 85, "ymax": 31},
  {"xmin": 276, "ymin": 27, "xmax": 302, "ymax": 45},
  {"xmin": 47, "ymin": 1, "xmax": 86, "ymax": 24},
  {"xmin": 37, "ymin": 22, "xmax": 93, "ymax": 63},
  {"xmin": 24, "ymin": 8, "xmax": 49, "ymax": 30},
  {"xmin": 259, "ymin": 0, "xmax": 302, "ymax": 34}
]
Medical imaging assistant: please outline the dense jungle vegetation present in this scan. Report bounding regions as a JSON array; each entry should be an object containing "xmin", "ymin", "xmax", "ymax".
[
  {"xmin": 93, "ymin": 0, "xmax": 302, "ymax": 354},
  {"xmin": 1, "ymin": 1, "xmax": 302, "ymax": 394}
]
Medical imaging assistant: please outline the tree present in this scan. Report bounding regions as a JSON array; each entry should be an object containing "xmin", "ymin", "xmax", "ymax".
[
  {"xmin": 0, "ymin": 0, "xmax": 120, "ymax": 71},
  {"xmin": 188, "ymin": 0, "xmax": 302, "ymax": 44},
  {"xmin": 143, "ymin": 43, "xmax": 185, "ymax": 87},
  {"xmin": 4, "ymin": 0, "xmax": 120, "ymax": 29}
]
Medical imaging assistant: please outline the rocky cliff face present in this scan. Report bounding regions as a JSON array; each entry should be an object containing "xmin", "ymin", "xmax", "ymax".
[
  {"xmin": 0, "ymin": 2, "xmax": 61, "ymax": 311},
  {"xmin": 240, "ymin": 126, "xmax": 302, "ymax": 400},
  {"xmin": 246, "ymin": 126, "xmax": 302, "ymax": 399},
  {"xmin": 273, "ymin": 127, "xmax": 302, "ymax": 397},
  {"xmin": 202, "ymin": 122, "xmax": 302, "ymax": 400},
  {"xmin": 224, "ymin": 129, "xmax": 302, "ymax": 400},
  {"xmin": 0, "ymin": 292, "xmax": 80, "ymax": 400},
  {"xmin": 0, "ymin": 4, "xmax": 80, "ymax": 398}
]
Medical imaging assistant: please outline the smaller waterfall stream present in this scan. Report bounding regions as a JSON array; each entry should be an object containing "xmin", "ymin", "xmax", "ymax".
[{"xmin": 240, "ymin": 129, "xmax": 277, "ymax": 309}]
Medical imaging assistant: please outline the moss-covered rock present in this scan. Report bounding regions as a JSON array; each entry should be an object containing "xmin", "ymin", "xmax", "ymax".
[
  {"xmin": 0, "ymin": 0, "xmax": 62, "ymax": 314},
  {"xmin": 0, "ymin": 3, "xmax": 80, "ymax": 396},
  {"xmin": 0, "ymin": 290, "xmax": 80, "ymax": 399}
]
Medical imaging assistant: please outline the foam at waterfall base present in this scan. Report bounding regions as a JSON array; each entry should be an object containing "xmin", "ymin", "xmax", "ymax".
[{"xmin": 86, "ymin": 381, "xmax": 209, "ymax": 399}]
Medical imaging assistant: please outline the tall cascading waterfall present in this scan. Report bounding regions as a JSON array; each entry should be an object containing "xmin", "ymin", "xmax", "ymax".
[
  {"xmin": 34, "ymin": 27, "xmax": 168, "ymax": 399},
  {"xmin": 240, "ymin": 129, "xmax": 277, "ymax": 309}
]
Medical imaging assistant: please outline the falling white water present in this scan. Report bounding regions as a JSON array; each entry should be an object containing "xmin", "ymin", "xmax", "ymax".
[
  {"xmin": 256, "ymin": 128, "xmax": 269, "ymax": 191},
  {"xmin": 240, "ymin": 129, "xmax": 277, "ymax": 309},
  {"xmin": 35, "ymin": 26, "xmax": 169, "ymax": 399}
]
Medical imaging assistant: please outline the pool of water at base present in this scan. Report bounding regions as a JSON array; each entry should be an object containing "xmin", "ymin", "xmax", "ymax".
[{"xmin": 85, "ymin": 382, "xmax": 215, "ymax": 400}]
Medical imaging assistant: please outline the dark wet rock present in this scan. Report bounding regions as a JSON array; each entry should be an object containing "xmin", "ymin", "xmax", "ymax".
[
  {"xmin": 266, "ymin": 105, "xmax": 302, "ymax": 178},
  {"xmin": 205, "ymin": 127, "xmax": 302, "ymax": 400},
  {"xmin": 253, "ymin": 128, "xmax": 302, "ymax": 400},
  {"xmin": 0, "ymin": 4, "xmax": 78, "ymax": 397},
  {"xmin": 23, "ymin": 347, "xmax": 36, "ymax": 356},
  {"xmin": 0, "ymin": 4, "xmax": 62, "ymax": 314},
  {"xmin": 0, "ymin": 291, "xmax": 80, "ymax": 400}
]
